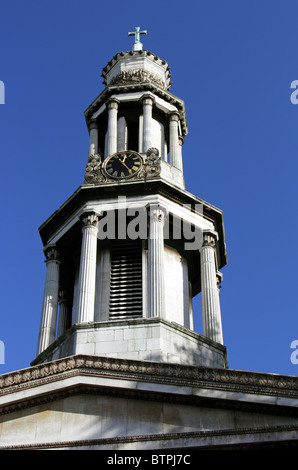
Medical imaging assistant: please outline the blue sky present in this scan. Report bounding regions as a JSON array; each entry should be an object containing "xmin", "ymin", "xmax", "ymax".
[{"xmin": 0, "ymin": 0, "xmax": 297, "ymax": 377}]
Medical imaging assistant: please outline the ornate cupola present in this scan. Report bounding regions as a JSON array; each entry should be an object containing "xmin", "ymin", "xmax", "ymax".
[
  {"xmin": 83, "ymin": 27, "xmax": 187, "ymax": 189},
  {"xmin": 33, "ymin": 29, "xmax": 228, "ymax": 370}
]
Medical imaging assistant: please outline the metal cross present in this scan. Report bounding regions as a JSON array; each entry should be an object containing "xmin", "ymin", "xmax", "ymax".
[{"xmin": 128, "ymin": 26, "xmax": 147, "ymax": 51}]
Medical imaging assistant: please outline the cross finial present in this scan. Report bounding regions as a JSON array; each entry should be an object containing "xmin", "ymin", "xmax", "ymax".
[{"xmin": 128, "ymin": 26, "xmax": 147, "ymax": 51}]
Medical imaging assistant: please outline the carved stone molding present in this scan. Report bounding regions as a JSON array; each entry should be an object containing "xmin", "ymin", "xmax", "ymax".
[
  {"xmin": 1, "ymin": 355, "xmax": 297, "ymax": 402},
  {"xmin": 202, "ymin": 230, "xmax": 218, "ymax": 248},
  {"xmin": 84, "ymin": 154, "xmax": 107, "ymax": 184},
  {"xmin": 109, "ymin": 69, "xmax": 166, "ymax": 90},
  {"xmin": 148, "ymin": 203, "xmax": 168, "ymax": 224},
  {"xmin": 80, "ymin": 212, "xmax": 99, "ymax": 228},
  {"xmin": 43, "ymin": 245, "xmax": 59, "ymax": 262}
]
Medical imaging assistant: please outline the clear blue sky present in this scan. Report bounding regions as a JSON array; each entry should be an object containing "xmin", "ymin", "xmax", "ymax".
[{"xmin": 0, "ymin": 0, "xmax": 297, "ymax": 377}]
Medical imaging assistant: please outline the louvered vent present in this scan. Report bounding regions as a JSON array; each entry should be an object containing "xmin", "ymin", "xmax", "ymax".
[{"xmin": 109, "ymin": 241, "xmax": 143, "ymax": 319}]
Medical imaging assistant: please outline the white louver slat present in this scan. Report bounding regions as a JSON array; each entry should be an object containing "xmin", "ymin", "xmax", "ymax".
[{"xmin": 109, "ymin": 241, "xmax": 143, "ymax": 318}]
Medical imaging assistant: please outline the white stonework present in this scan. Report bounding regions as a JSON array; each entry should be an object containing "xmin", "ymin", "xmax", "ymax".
[
  {"xmin": 88, "ymin": 120, "xmax": 98, "ymax": 157},
  {"xmin": 200, "ymin": 231, "xmax": 224, "ymax": 345},
  {"xmin": 142, "ymin": 94, "xmax": 154, "ymax": 153},
  {"xmin": 169, "ymin": 112, "xmax": 182, "ymax": 171},
  {"xmin": 2, "ymin": 44, "xmax": 298, "ymax": 451},
  {"xmin": 106, "ymin": 99, "xmax": 119, "ymax": 157},
  {"xmin": 33, "ymin": 319, "xmax": 227, "ymax": 368},
  {"xmin": 0, "ymin": 355, "xmax": 297, "ymax": 450},
  {"xmin": 36, "ymin": 246, "xmax": 60, "ymax": 355},
  {"xmin": 148, "ymin": 204, "xmax": 167, "ymax": 319},
  {"xmin": 76, "ymin": 213, "xmax": 99, "ymax": 324},
  {"xmin": 102, "ymin": 51, "xmax": 172, "ymax": 90}
]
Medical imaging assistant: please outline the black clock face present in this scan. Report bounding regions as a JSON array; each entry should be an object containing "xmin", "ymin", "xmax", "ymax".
[{"xmin": 103, "ymin": 151, "xmax": 143, "ymax": 179}]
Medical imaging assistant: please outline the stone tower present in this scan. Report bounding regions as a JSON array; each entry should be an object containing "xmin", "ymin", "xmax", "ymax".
[
  {"xmin": 33, "ymin": 28, "xmax": 228, "ymax": 369},
  {"xmin": 1, "ymin": 31, "xmax": 296, "ymax": 451}
]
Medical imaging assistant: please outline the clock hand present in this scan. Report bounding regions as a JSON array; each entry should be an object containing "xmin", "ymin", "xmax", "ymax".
[{"xmin": 119, "ymin": 159, "xmax": 132, "ymax": 174}]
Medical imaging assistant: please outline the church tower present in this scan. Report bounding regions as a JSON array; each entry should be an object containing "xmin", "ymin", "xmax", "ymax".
[
  {"xmin": 33, "ymin": 28, "xmax": 228, "ymax": 369},
  {"xmin": 1, "ymin": 29, "xmax": 298, "ymax": 451}
]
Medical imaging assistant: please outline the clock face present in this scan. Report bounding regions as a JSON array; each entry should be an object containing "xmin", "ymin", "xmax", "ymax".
[{"xmin": 103, "ymin": 151, "xmax": 143, "ymax": 179}]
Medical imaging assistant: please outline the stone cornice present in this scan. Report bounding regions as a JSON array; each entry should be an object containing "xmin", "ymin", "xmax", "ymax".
[
  {"xmin": 1, "ymin": 354, "xmax": 298, "ymax": 404},
  {"xmin": 38, "ymin": 180, "xmax": 227, "ymax": 269},
  {"xmin": 84, "ymin": 82, "xmax": 188, "ymax": 137}
]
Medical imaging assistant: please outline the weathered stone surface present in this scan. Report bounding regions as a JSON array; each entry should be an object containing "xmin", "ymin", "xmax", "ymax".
[{"xmin": 0, "ymin": 355, "xmax": 298, "ymax": 449}]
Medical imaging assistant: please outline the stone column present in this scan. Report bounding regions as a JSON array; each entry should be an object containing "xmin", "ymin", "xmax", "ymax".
[
  {"xmin": 169, "ymin": 112, "xmax": 182, "ymax": 171},
  {"xmin": 77, "ymin": 212, "xmax": 99, "ymax": 324},
  {"xmin": 88, "ymin": 119, "xmax": 98, "ymax": 157},
  {"xmin": 148, "ymin": 204, "xmax": 168, "ymax": 318},
  {"xmin": 107, "ymin": 98, "xmax": 119, "ymax": 156},
  {"xmin": 37, "ymin": 245, "xmax": 60, "ymax": 355},
  {"xmin": 200, "ymin": 230, "xmax": 224, "ymax": 345},
  {"xmin": 57, "ymin": 288, "xmax": 68, "ymax": 337},
  {"xmin": 178, "ymin": 135, "xmax": 184, "ymax": 171},
  {"xmin": 142, "ymin": 94, "xmax": 154, "ymax": 153}
]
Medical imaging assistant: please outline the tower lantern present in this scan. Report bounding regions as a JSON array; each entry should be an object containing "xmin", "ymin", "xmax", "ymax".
[{"xmin": 34, "ymin": 28, "xmax": 227, "ymax": 369}]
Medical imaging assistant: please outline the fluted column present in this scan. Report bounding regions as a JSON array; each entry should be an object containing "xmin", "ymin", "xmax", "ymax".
[
  {"xmin": 77, "ymin": 212, "xmax": 99, "ymax": 323},
  {"xmin": 57, "ymin": 288, "xmax": 68, "ymax": 337},
  {"xmin": 37, "ymin": 245, "xmax": 60, "ymax": 355},
  {"xmin": 169, "ymin": 112, "xmax": 182, "ymax": 171},
  {"xmin": 148, "ymin": 204, "xmax": 168, "ymax": 318},
  {"xmin": 200, "ymin": 231, "xmax": 223, "ymax": 344},
  {"xmin": 88, "ymin": 119, "xmax": 98, "ymax": 157},
  {"xmin": 142, "ymin": 94, "xmax": 154, "ymax": 153},
  {"xmin": 107, "ymin": 98, "xmax": 119, "ymax": 156}
]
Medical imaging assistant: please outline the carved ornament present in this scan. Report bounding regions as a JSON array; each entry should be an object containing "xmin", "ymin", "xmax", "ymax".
[
  {"xmin": 84, "ymin": 148, "xmax": 161, "ymax": 185},
  {"xmin": 109, "ymin": 69, "xmax": 166, "ymax": 90}
]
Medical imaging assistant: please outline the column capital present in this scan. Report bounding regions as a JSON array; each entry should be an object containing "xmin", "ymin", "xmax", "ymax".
[
  {"xmin": 79, "ymin": 211, "xmax": 100, "ymax": 228},
  {"xmin": 147, "ymin": 203, "xmax": 168, "ymax": 222},
  {"xmin": 168, "ymin": 111, "xmax": 180, "ymax": 122},
  {"xmin": 202, "ymin": 230, "xmax": 218, "ymax": 248},
  {"xmin": 107, "ymin": 97, "xmax": 120, "ymax": 110},
  {"xmin": 89, "ymin": 119, "xmax": 98, "ymax": 131},
  {"xmin": 43, "ymin": 244, "xmax": 60, "ymax": 262},
  {"xmin": 141, "ymin": 93, "xmax": 155, "ymax": 106},
  {"xmin": 58, "ymin": 288, "xmax": 68, "ymax": 303}
]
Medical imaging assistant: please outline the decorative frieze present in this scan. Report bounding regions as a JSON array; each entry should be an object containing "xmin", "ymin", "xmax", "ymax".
[
  {"xmin": 109, "ymin": 69, "xmax": 166, "ymax": 90},
  {"xmin": 0, "ymin": 354, "xmax": 298, "ymax": 399}
]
